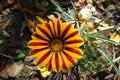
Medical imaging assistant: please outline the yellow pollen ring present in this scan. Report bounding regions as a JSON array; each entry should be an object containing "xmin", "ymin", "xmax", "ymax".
[{"xmin": 50, "ymin": 39, "xmax": 63, "ymax": 52}]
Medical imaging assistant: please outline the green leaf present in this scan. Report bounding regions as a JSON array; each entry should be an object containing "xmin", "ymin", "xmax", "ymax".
[
  {"xmin": 0, "ymin": 40, "xmax": 4, "ymax": 45},
  {"xmin": 86, "ymin": 33, "xmax": 120, "ymax": 45},
  {"xmin": 50, "ymin": 0, "xmax": 74, "ymax": 20},
  {"xmin": 19, "ymin": 70, "xmax": 27, "ymax": 77},
  {"xmin": 98, "ymin": 49, "xmax": 120, "ymax": 75},
  {"xmin": 50, "ymin": 0, "xmax": 63, "ymax": 13},
  {"xmin": 17, "ymin": 53, "xmax": 25, "ymax": 59},
  {"xmin": 70, "ymin": 0, "xmax": 79, "ymax": 20},
  {"xmin": 95, "ymin": 12, "xmax": 115, "ymax": 27}
]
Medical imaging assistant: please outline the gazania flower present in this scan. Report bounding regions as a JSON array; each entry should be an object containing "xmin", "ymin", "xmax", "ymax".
[{"xmin": 28, "ymin": 19, "xmax": 84, "ymax": 72}]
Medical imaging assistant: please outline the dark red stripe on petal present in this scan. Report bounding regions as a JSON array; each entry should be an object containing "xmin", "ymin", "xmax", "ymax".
[
  {"xmin": 52, "ymin": 21, "xmax": 57, "ymax": 37},
  {"xmin": 64, "ymin": 30, "xmax": 79, "ymax": 40},
  {"xmin": 37, "ymin": 50, "xmax": 51, "ymax": 65},
  {"xmin": 32, "ymin": 34, "xmax": 49, "ymax": 42},
  {"xmin": 28, "ymin": 42, "xmax": 48, "ymax": 46},
  {"xmin": 48, "ymin": 58, "xmax": 52, "ymax": 71},
  {"xmin": 63, "ymin": 51, "xmax": 76, "ymax": 65},
  {"xmin": 61, "ymin": 23, "xmax": 72, "ymax": 38},
  {"xmin": 65, "ymin": 40, "xmax": 83, "ymax": 44},
  {"xmin": 62, "ymin": 58, "xmax": 68, "ymax": 70},
  {"xmin": 61, "ymin": 53, "xmax": 68, "ymax": 70},
  {"xmin": 65, "ymin": 47, "xmax": 82, "ymax": 56},
  {"xmin": 55, "ymin": 53, "xmax": 59, "ymax": 71},
  {"xmin": 30, "ymin": 47, "xmax": 48, "ymax": 55},
  {"xmin": 37, "ymin": 25, "xmax": 51, "ymax": 39},
  {"xmin": 45, "ymin": 23, "xmax": 54, "ymax": 37},
  {"xmin": 57, "ymin": 20, "xmax": 60, "ymax": 37}
]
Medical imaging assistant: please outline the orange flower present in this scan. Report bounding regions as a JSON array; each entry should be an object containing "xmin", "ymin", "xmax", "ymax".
[{"xmin": 28, "ymin": 20, "xmax": 84, "ymax": 72}]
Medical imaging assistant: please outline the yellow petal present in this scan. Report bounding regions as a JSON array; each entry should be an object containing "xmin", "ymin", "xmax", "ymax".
[
  {"xmin": 61, "ymin": 22, "xmax": 76, "ymax": 39},
  {"xmin": 60, "ymin": 52, "xmax": 70, "ymax": 71},
  {"xmin": 49, "ymin": 20, "xmax": 56, "ymax": 37},
  {"xmin": 61, "ymin": 51, "xmax": 77, "ymax": 68},
  {"xmin": 65, "ymin": 37, "xmax": 84, "ymax": 47},
  {"xmin": 57, "ymin": 52, "xmax": 63, "ymax": 71},
  {"xmin": 51, "ymin": 53, "xmax": 63, "ymax": 72},
  {"xmin": 31, "ymin": 33, "xmax": 49, "ymax": 42},
  {"xmin": 28, "ymin": 40, "xmax": 48, "ymax": 49},
  {"xmin": 60, "ymin": 22, "xmax": 70, "ymax": 37},
  {"xmin": 51, "ymin": 53, "xmax": 56, "ymax": 71},
  {"xmin": 64, "ymin": 47, "xmax": 83, "ymax": 59},
  {"xmin": 31, "ymin": 33, "xmax": 38, "ymax": 40},
  {"xmin": 54, "ymin": 20, "xmax": 62, "ymax": 37},
  {"xmin": 36, "ymin": 16, "xmax": 45, "ymax": 24},
  {"xmin": 36, "ymin": 24, "xmax": 51, "ymax": 41},
  {"xmin": 46, "ymin": 58, "xmax": 52, "ymax": 71},
  {"xmin": 64, "ymin": 30, "xmax": 79, "ymax": 40},
  {"xmin": 33, "ymin": 49, "xmax": 50, "ymax": 64},
  {"xmin": 37, "ymin": 51, "xmax": 53, "ymax": 67}
]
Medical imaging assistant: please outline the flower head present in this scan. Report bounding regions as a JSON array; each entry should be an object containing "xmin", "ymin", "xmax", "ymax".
[{"xmin": 28, "ymin": 19, "xmax": 84, "ymax": 72}]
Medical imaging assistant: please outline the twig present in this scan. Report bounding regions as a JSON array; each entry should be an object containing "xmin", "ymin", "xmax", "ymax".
[
  {"xmin": 98, "ymin": 48, "xmax": 120, "ymax": 75},
  {"xmin": 95, "ymin": 11, "xmax": 115, "ymax": 27},
  {"xmin": 113, "ymin": 57, "xmax": 120, "ymax": 63},
  {"xmin": 112, "ymin": 46, "xmax": 116, "ymax": 61},
  {"xmin": 0, "ymin": 20, "xmax": 11, "ymax": 30},
  {"xmin": 0, "ymin": 52, "xmax": 18, "ymax": 59}
]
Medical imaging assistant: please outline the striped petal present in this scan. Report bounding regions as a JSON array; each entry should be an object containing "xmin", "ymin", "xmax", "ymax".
[
  {"xmin": 30, "ymin": 47, "xmax": 48, "ymax": 56},
  {"xmin": 37, "ymin": 51, "xmax": 53, "ymax": 67},
  {"xmin": 49, "ymin": 20, "xmax": 56, "ymax": 37},
  {"xmin": 61, "ymin": 23, "xmax": 73, "ymax": 39},
  {"xmin": 51, "ymin": 52, "xmax": 63, "ymax": 72},
  {"xmin": 32, "ymin": 33, "xmax": 49, "ymax": 42},
  {"xmin": 45, "ymin": 23, "xmax": 54, "ymax": 38},
  {"xmin": 33, "ymin": 49, "xmax": 51, "ymax": 65},
  {"xmin": 64, "ymin": 47, "xmax": 83, "ymax": 58},
  {"xmin": 65, "ymin": 37, "xmax": 84, "ymax": 47},
  {"xmin": 60, "ymin": 52, "xmax": 70, "ymax": 71},
  {"xmin": 61, "ymin": 51, "xmax": 77, "ymax": 67},
  {"xmin": 28, "ymin": 40, "xmax": 48, "ymax": 49},
  {"xmin": 54, "ymin": 20, "xmax": 62, "ymax": 37},
  {"xmin": 64, "ymin": 30, "xmax": 79, "ymax": 40},
  {"xmin": 36, "ymin": 24, "xmax": 51, "ymax": 40},
  {"xmin": 47, "ymin": 58, "xmax": 52, "ymax": 71}
]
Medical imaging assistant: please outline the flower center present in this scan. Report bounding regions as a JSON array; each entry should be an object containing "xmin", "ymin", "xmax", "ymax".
[{"xmin": 50, "ymin": 39, "xmax": 63, "ymax": 52}]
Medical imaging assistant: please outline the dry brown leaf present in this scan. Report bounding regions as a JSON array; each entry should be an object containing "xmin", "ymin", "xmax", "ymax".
[
  {"xmin": 7, "ymin": 62, "xmax": 24, "ymax": 77},
  {"xmin": 7, "ymin": 0, "xmax": 15, "ymax": 4},
  {"xmin": 0, "ymin": 20, "xmax": 11, "ymax": 31},
  {"xmin": 110, "ymin": 32, "xmax": 120, "ymax": 43},
  {"xmin": 24, "ymin": 14, "xmax": 35, "ymax": 33}
]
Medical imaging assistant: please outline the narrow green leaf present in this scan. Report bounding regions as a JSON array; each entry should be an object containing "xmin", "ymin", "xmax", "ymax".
[
  {"xmin": 70, "ymin": 0, "xmax": 79, "ymax": 20},
  {"xmin": 95, "ymin": 12, "xmax": 115, "ymax": 27},
  {"xmin": 98, "ymin": 49, "xmax": 120, "ymax": 75},
  {"xmin": 17, "ymin": 53, "xmax": 25, "ymax": 59},
  {"xmin": 50, "ymin": 0, "xmax": 63, "ymax": 13},
  {"xmin": 50, "ymin": 0, "xmax": 74, "ymax": 20},
  {"xmin": 87, "ymin": 33, "xmax": 120, "ymax": 45}
]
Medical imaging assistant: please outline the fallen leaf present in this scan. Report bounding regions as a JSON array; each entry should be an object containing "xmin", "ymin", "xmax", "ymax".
[
  {"xmin": 110, "ymin": 32, "xmax": 120, "ymax": 43},
  {"xmin": 7, "ymin": 62, "xmax": 24, "ymax": 77},
  {"xmin": 78, "ymin": 7, "xmax": 92, "ymax": 21},
  {"xmin": 0, "ymin": 64, "xmax": 10, "ymax": 79}
]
